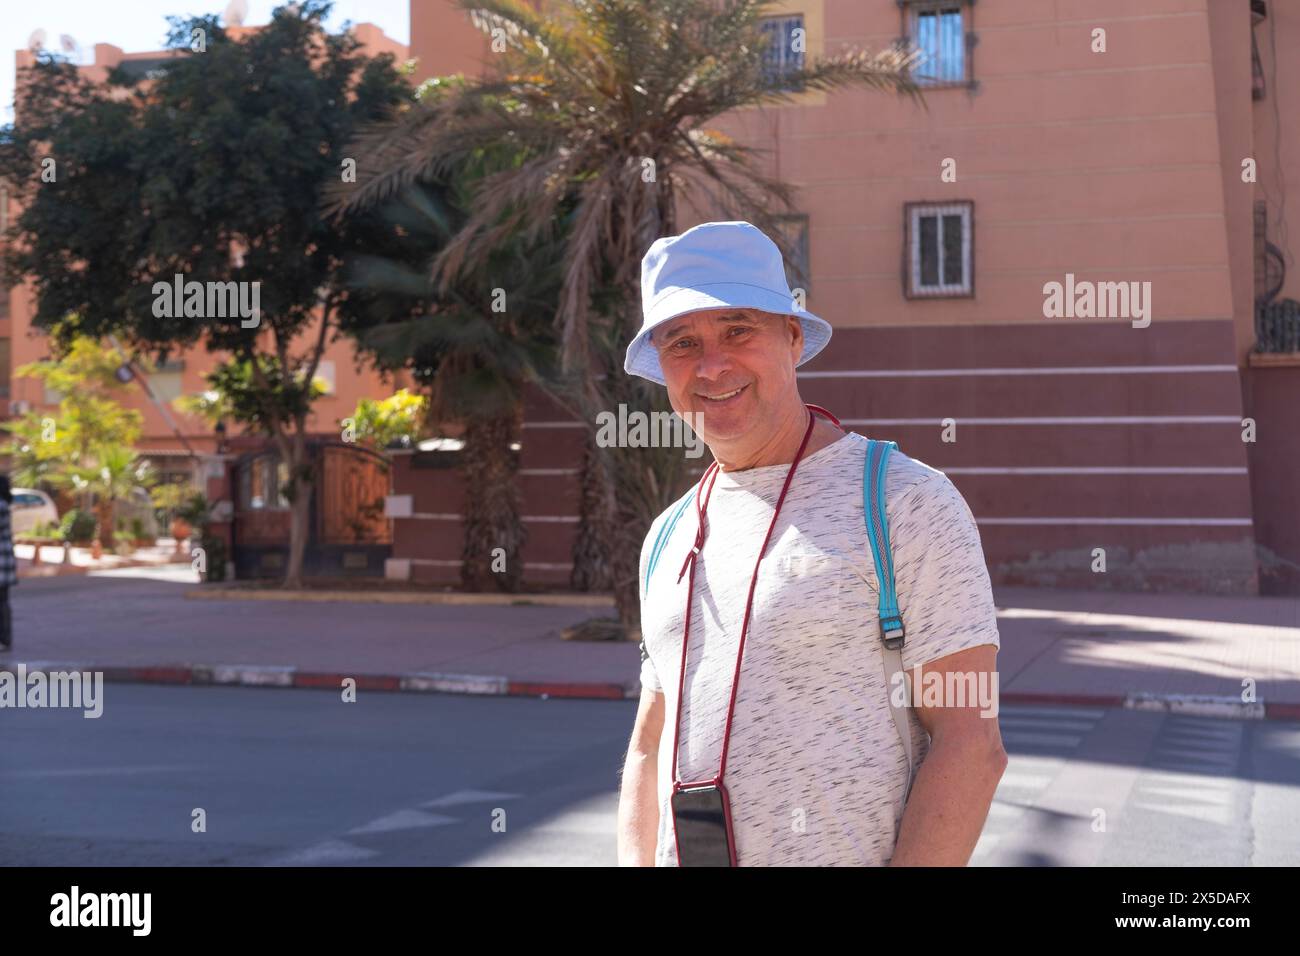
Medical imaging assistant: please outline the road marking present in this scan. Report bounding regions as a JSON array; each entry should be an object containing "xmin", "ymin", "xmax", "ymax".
[
  {"xmin": 347, "ymin": 809, "xmax": 460, "ymax": 835},
  {"xmin": 421, "ymin": 789, "xmax": 521, "ymax": 808},
  {"xmin": 266, "ymin": 839, "xmax": 380, "ymax": 866}
]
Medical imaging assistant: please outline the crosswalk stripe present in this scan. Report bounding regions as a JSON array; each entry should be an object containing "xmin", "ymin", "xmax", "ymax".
[{"xmin": 1002, "ymin": 731, "xmax": 1083, "ymax": 747}]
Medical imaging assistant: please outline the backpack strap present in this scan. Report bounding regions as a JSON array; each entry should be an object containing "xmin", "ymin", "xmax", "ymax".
[
  {"xmin": 643, "ymin": 491, "xmax": 694, "ymax": 597},
  {"xmin": 863, "ymin": 438, "xmax": 917, "ymax": 818}
]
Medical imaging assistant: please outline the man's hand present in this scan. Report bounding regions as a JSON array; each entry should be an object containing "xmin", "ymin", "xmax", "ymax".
[{"xmin": 889, "ymin": 643, "xmax": 1006, "ymax": 866}]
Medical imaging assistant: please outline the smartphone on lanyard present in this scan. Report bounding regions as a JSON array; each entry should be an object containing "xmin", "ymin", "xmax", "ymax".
[{"xmin": 670, "ymin": 783, "xmax": 737, "ymax": 866}]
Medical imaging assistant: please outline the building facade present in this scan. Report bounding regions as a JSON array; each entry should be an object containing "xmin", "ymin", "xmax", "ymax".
[{"xmin": 388, "ymin": 0, "xmax": 1300, "ymax": 595}]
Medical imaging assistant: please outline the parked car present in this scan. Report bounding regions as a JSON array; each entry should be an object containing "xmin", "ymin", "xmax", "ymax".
[{"xmin": 11, "ymin": 488, "xmax": 59, "ymax": 535}]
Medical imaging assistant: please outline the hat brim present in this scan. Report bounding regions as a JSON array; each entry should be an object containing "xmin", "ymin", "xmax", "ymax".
[{"xmin": 624, "ymin": 285, "xmax": 831, "ymax": 385}]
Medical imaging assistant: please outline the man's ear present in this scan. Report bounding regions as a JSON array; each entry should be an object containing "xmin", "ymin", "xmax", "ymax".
[{"xmin": 784, "ymin": 314, "xmax": 804, "ymax": 354}]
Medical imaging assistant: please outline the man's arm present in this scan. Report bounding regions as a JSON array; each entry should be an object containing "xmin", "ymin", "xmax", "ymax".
[
  {"xmin": 889, "ymin": 643, "xmax": 1006, "ymax": 866},
  {"xmin": 617, "ymin": 685, "xmax": 665, "ymax": 866}
]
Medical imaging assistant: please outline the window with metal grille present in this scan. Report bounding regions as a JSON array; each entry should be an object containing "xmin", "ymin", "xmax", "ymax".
[
  {"xmin": 903, "ymin": 1, "xmax": 969, "ymax": 86},
  {"xmin": 760, "ymin": 15, "xmax": 806, "ymax": 91},
  {"xmin": 240, "ymin": 453, "xmax": 290, "ymax": 510},
  {"xmin": 905, "ymin": 201, "xmax": 973, "ymax": 298}
]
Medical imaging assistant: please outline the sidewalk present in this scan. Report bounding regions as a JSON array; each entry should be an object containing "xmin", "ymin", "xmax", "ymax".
[
  {"xmin": 3, "ymin": 573, "xmax": 1299, "ymax": 718},
  {"xmin": 15, "ymin": 539, "xmax": 192, "ymax": 577}
]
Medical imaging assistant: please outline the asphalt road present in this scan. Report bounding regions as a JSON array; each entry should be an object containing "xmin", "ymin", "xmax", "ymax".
[{"xmin": 3, "ymin": 681, "xmax": 1298, "ymax": 866}]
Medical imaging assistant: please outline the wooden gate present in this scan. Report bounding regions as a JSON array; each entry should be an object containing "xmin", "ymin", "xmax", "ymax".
[
  {"xmin": 232, "ymin": 441, "xmax": 392, "ymax": 579},
  {"xmin": 319, "ymin": 444, "xmax": 392, "ymax": 546}
]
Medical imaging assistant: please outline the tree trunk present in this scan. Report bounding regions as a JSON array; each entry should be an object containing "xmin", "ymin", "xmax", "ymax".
[
  {"xmin": 94, "ymin": 497, "xmax": 115, "ymax": 549},
  {"xmin": 568, "ymin": 365, "xmax": 690, "ymax": 630},
  {"xmin": 282, "ymin": 434, "xmax": 312, "ymax": 589},
  {"xmin": 460, "ymin": 410, "xmax": 525, "ymax": 592},
  {"xmin": 570, "ymin": 431, "xmax": 614, "ymax": 593}
]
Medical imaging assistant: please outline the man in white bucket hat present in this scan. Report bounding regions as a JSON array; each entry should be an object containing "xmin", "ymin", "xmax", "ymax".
[{"xmin": 615, "ymin": 220, "xmax": 1006, "ymax": 866}]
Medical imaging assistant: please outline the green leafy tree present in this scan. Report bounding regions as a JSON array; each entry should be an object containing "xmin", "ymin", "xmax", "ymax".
[
  {"xmin": 0, "ymin": 1, "xmax": 410, "ymax": 587},
  {"xmin": 331, "ymin": 0, "xmax": 918, "ymax": 625},
  {"xmin": 2, "ymin": 338, "xmax": 146, "ymax": 534}
]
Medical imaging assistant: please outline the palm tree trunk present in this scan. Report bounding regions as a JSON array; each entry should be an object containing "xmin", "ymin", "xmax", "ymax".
[
  {"xmin": 95, "ymin": 498, "xmax": 115, "ymax": 549},
  {"xmin": 570, "ymin": 431, "xmax": 614, "ymax": 593},
  {"xmin": 460, "ymin": 410, "xmax": 526, "ymax": 592}
]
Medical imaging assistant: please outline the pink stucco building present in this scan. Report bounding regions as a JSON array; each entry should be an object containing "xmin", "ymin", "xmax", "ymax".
[{"xmin": 385, "ymin": 0, "xmax": 1300, "ymax": 595}]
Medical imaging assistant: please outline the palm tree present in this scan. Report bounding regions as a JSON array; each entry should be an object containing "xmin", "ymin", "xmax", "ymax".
[
  {"xmin": 77, "ymin": 444, "xmax": 154, "ymax": 550},
  {"xmin": 332, "ymin": 0, "xmax": 918, "ymax": 627},
  {"xmin": 337, "ymin": 142, "xmax": 568, "ymax": 592}
]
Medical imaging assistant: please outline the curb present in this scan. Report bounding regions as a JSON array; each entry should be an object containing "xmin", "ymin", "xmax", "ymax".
[
  {"xmin": 3, "ymin": 662, "xmax": 1299, "ymax": 717},
  {"xmin": 184, "ymin": 588, "xmax": 617, "ymax": 608}
]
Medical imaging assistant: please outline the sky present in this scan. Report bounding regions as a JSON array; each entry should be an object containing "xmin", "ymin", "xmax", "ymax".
[{"xmin": 0, "ymin": 0, "xmax": 411, "ymax": 125}]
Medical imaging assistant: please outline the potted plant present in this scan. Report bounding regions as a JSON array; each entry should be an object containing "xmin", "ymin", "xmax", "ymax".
[
  {"xmin": 150, "ymin": 484, "xmax": 192, "ymax": 552},
  {"xmin": 174, "ymin": 492, "xmax": 210, "ymax": 554},
  {"xmin": 130, "ymin": 517, "xmax": 154, "ymax": 548}
]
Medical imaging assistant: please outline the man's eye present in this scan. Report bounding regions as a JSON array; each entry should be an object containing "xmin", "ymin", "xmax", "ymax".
[
  {"xmin": 728, "ymin": 326, "xmax": 750, "ymax": 337},
  {"xmin": 670, "ymin": 339, "xmax": 693, "ymax": 350}
]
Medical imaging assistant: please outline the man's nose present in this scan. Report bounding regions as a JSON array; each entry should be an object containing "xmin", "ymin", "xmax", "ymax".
[{"xmin": 692, "ymin": 338, "xmax": 735, "ymax": 382}]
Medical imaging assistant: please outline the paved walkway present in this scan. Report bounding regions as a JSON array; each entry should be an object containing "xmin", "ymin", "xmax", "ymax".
[{"xmin": 3, "ymin": 571, "xmax": 1299, "ymax": 717}]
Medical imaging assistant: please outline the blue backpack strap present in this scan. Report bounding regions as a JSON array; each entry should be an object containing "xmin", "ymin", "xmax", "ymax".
[
  {"xmin": 863, "ymin": 438, "xmax": 917, "ymax": 820},
  {"xmin": 863, "ymin": 439, "xmax": 904, "ymax": 650},
  {"xmin": 644, "ymin": 491, "xmax": 694, "ymax": 597}
]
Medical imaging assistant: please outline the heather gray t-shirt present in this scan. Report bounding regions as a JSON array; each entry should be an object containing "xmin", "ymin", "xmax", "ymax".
[{"xmin": 638, "ymin": 431, "xmax": 1000, "ymax": 866}]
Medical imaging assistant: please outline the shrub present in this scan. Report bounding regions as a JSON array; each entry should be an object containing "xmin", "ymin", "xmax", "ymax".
[
  {"xmin": 59, "ymin": 509, "xmax": 97, "ymax": 545},
  {"xmin": 22, "ymin": 521, "xmax": 61, "ymax": 542}
]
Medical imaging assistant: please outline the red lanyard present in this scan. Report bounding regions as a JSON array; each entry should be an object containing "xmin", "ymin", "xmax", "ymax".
[{"xmin": 670, "ymin": 404, "xmax": 842, "ymax": 791}]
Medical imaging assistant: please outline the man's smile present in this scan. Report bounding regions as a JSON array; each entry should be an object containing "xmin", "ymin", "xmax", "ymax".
[{"xmin": 697, "ymin": 383, "xmax": 750, "ymax": 403}]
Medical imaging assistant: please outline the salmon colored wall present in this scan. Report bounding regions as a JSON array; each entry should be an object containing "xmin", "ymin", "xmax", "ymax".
[
  {"xmin": 395, "ymin": 0, "xmax": 1277, "ymax": 595},
  {"xmin": 704, "ymin": 0, "xmax": 1237, "ymax": 334},
  {"xmin": 410, "ymin": 0, "xmax": 1254, "ymax": 336},
  {"xmin": 409, "ymin": 0, "xmax": 538, "ymax": 82}
]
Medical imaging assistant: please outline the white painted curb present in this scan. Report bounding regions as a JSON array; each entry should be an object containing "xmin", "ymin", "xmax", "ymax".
[{"xmin": 1124, "ymin": 691, "xmax": 1265, "ymax": 720}]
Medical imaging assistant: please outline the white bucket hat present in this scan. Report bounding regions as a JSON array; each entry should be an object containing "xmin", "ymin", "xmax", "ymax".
[{"xmin": 623, "ymin": 220, "xmax": 832, "ymax": 385}]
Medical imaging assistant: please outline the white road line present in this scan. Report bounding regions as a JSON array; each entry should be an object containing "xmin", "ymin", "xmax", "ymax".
[
  {"xmin": 347, "ymin": 809, "xmax": 461, "ymax": 835},
  {"xmin": 998, "ymin": 706, "xmax": 1106, "ymax": 720},
  {"xmin": 1131, "ymin": 801, "xmax": 1232, "ymax": 825},
  {"xmin": 421, "ymin": 790, "xmax": 522, "ymax": 808},
  {"xmin": 996, "ymin": 771, "xmax": 1056, "ymax": 789},
  {"xmin": 997, "ymin": 717, "xmax": 1098, "ymax": 732},
  {"xmin": 266, "ymin": 839, "xmax": 381, "ymax": 866},
  {"xmin": 1001, "ymin": 731, "xmax": 1084, "ymax": 747}
]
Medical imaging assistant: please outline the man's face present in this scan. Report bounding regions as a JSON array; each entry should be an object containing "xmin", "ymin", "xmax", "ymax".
[{"xmin": 652, "ymin": 308, "xmax": 803, "ymax": 447}]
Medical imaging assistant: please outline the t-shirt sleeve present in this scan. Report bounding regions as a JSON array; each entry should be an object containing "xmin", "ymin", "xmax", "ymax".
[
  {"xmin": 639, "ymin": 640, "xmax": 662, "ymax": 693},
  {"xmin": 888, "ymin": 471, "xmax": 1001, "ymax": 671}
]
